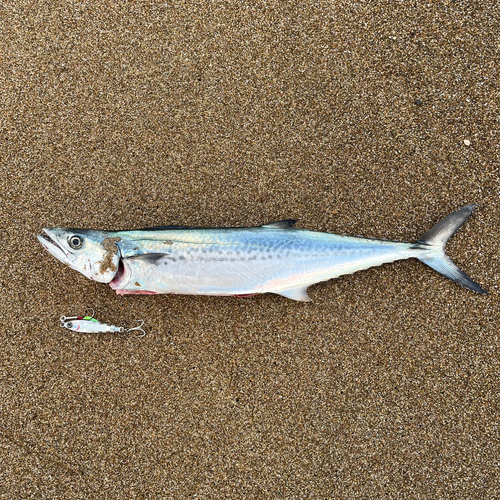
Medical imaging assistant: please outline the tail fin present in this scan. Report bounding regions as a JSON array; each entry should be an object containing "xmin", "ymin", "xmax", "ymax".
[{"xmin": 415, "ymin": 204, "xmax": 487, "ymax": 294}]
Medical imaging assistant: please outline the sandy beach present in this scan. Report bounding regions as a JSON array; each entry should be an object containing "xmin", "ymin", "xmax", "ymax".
[{"xmin": 1, "ymin": 1, "xmax": 498, "ymax": 498}]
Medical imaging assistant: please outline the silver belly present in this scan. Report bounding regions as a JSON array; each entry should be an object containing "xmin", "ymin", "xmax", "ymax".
[{"xmin": 111, "ymin": 234, "xmax": 417, "ymax": 295}]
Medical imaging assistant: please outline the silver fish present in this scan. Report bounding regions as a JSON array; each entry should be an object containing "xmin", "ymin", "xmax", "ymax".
[{"xmin": 37, "ymin": 204, "xmax": 487, "ymax": 301}]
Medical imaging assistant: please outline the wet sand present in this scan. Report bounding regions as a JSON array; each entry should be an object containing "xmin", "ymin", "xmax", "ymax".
[{"xmin": 1, "ymin": 1, "xmax": 499, "ymax": 498}]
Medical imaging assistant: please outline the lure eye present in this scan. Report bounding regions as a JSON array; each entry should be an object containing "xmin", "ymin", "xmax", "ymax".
[
  {"xmin": 68, "ymin": 235, "xmax": 83, "ymax": 249},
  {"xmin": 66, "ymin": 322, "xmax": 73, "ymax": 328}
]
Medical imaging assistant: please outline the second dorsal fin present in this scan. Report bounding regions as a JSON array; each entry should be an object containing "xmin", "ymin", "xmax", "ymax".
[{"xmin": 261, "ymin": 219, "xmax": 297, "ymax": 229}]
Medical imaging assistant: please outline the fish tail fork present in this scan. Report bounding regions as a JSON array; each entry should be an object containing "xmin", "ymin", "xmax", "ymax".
[{"xmin": 413, "ymin": 204, "xmax": 487, "ymax": 294}]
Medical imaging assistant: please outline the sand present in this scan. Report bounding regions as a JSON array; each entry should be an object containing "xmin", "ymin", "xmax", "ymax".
[{"xmin": 1, "ymin": 1, "xmax": 499, "ymax": 498}]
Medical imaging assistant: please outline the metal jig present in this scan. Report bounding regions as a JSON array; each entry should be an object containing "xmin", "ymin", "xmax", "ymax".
[{"xmin": 59, "ymin": 312, "xmax": 146, "ymax": 337}]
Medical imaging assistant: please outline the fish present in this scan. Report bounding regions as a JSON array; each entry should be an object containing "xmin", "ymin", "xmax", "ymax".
[{"xmin": 37, "ymin": 204, "xmax": 487, "ymax": 301}]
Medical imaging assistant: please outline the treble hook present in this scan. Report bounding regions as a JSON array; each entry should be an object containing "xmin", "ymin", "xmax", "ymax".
[{"xmin": 125, "ymin": 319, "xmax": 146, "ymax": 338}]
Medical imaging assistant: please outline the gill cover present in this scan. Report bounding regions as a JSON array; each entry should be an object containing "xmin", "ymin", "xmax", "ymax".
[{"xmin": 38, "ymin": 228, "xmax": 121, "ymax": 283}]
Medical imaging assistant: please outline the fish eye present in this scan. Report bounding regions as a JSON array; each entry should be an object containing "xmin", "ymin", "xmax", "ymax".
[{"xmin": 68, "ymin": 235, "xmax": 83, "ymax": 249}]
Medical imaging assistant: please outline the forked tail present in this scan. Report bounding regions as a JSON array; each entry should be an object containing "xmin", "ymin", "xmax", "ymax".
[{"xmin": 414, "ymin": 204, "xmax": 487, "ymax": 294}]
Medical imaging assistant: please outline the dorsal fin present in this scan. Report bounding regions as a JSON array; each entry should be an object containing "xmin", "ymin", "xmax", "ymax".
[{"xmin": 261, "ymin": 219, "xmax": 297, "ymax": 229}]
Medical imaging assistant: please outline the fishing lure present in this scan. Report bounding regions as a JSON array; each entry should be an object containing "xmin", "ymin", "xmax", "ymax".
[{"xmin": 60, "ymin": 310, "xmax": 145, "ymax": 337}]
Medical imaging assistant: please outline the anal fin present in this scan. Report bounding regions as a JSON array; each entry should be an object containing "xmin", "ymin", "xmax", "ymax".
[{"xmin": 274, "ymin": 286, "xmax": 312, "ymax": 302}]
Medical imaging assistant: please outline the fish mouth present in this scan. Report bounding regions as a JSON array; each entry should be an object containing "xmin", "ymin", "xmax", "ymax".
[
  {"xmin": 38, "ymin": 229, "xmax": 60, "ymax": 248},
  {"xmin": 37, "ymin": 229, "xmax": 73, "ymax": 263}
]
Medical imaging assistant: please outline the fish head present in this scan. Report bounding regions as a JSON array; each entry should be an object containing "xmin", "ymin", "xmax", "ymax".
[{"xmin": 37, "ymin": 228, "xmax": 122, "ymax": 283}]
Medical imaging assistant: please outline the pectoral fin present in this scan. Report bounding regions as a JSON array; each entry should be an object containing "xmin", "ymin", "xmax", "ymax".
[
  {"xmin": 274, "ymin": 286, "xmax": 312, "ymax": 302},
  {"xmin": 126, "ymin": 253, "xmax": 167, "ymax": 265}
]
